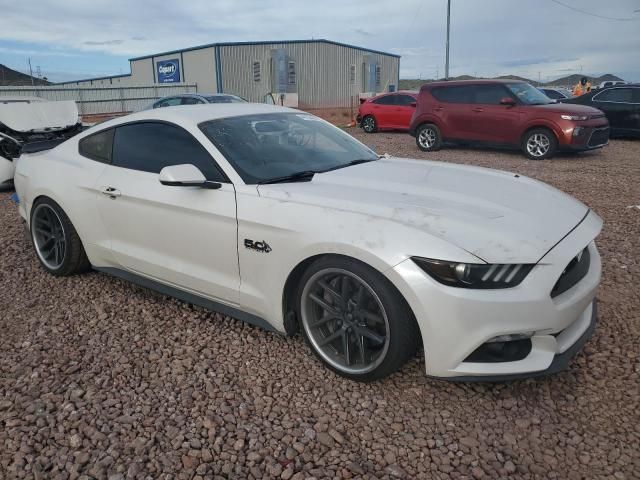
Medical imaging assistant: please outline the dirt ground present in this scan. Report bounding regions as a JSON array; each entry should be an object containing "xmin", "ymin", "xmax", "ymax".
[{"xmin": 1, "ymin": 132, "xmax": 639, "ymax": 480}]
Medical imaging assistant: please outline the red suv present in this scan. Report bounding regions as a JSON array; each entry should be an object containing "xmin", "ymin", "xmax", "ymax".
[
  {"xmin": 357, "ymin": 91, "xmax": 418, "ymax": 133},
  {"xmin": 409, "ymin": 80, "xmax": 609, "ymax": 159}
]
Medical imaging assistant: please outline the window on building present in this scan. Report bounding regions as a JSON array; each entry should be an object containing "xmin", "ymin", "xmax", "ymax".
[
  {"xmin": 252, "ymin": 61, "xmax": 261, "ymax": 82},
  {"xmin": 375, "ymin": 65, "xmax": 381, "ymax": 87},
  {"xmin": 287, "ymin": 61, "xmax": 296, "ymax": 85},
  {"xmin": 350, "ymin": 64, "xmax": 356, "ymax": 85}
]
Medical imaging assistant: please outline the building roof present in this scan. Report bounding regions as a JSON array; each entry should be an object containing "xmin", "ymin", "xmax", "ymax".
[{"xmin": 128, "ymin": 39, "xmax": 401, "ymax": 61}]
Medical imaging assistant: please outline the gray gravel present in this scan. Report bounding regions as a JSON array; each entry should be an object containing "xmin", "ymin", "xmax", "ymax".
[{"xmin": 1, "ymin": 134, "xmax": 639, "ymax": 479}]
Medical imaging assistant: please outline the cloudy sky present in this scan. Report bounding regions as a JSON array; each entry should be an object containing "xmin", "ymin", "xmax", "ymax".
[{"xmin": 1, "ymin": 0, "xmax": 639, "ymax": 83}]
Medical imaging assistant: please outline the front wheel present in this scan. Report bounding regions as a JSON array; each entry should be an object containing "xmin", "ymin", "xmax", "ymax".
[
  {"xmin": 297, "ymin": 256, "xmax": 419, "ymax": 382},
  {"xmin": 522, "ymin": 128, "xmax": 557, "ymax": 160},
  {"xmin": 416, "ymin": 123, "xmax": 442, "ymax": 151}
]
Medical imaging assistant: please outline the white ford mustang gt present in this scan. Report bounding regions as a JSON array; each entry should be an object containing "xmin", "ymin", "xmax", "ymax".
[{"xmin": 14, "ymin": 104, "xmax": 602, "ymax": 382}]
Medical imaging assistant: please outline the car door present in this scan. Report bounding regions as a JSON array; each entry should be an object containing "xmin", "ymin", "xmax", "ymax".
[
  {"xmin": 592, "ymin": 87, "xmax": 637, "ymax": 134},
  {"xmin": 469, "ymin": 84, "xmax": 523, "ymax": 144},
  {"xmin": 369, "ymin": 95, "xmax": 396, "ymax": 128},
  {"xmin": 429, "ymin": 85, "xmax": 476, "ymax": 140},
  {"xmin": 392, "ymin": 94, "xmax": 417, "ymax": 129},
  {"xmin": 93, "ymin": 121, "xmax": 240, "ymax": 304}
]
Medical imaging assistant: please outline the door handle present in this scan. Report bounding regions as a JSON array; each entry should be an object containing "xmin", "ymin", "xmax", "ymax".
[
  {"xmin": 434, "ymin": 106, "xmax": 443, "ymax": 112},
  {"xmin": 472, "ymin": 107, "xmax": 484, "ymax": 113},
  {"xmin": 101, "ymin": 186, "xmax": 121, "ymax": 199}
]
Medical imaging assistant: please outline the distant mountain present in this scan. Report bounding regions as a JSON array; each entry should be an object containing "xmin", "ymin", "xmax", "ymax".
[
  {"xmin": 399, "ymin": 73, "xmax": 624, "ymax": 90},
  {"xmin": 547, "ymin": 73, "xmax": 624, "ymax": 87},
  {"xmin": 0, "ymin": 64, "xmax": 51, "ymax": 86}
]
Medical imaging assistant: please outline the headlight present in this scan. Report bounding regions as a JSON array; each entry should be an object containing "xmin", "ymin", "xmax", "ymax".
[
  {"xmin": 411, "ymin": 257, "xmax": 534, "ymax": 289},
  {"xmin": 561, "ymin": 114, "xmax": 589, "ymax": 121}
]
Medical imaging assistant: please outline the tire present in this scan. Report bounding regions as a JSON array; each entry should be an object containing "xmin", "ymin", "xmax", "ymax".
[
  {"xmin": 30, "ymin": 197, "xmax": 91, "ymax": 276},
  {"xmin": 416, "ymin": 123, "xmax": 442, "ymax": 151},
  {"xmin": 296, "ymin": 256, "xmax": 420, "ymax": 382},
  {"xmin": 522, "ymin": 128, "xmax": 557, "ymax": 160},
  {"xmin": 361, "ymin": 115, "xmax": 377, "ymax": 133}
]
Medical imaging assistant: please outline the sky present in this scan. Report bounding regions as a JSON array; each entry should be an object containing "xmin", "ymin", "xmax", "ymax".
[{"xmin": 0, "ymin": 0, "xmax": 639, "ymax": 84}]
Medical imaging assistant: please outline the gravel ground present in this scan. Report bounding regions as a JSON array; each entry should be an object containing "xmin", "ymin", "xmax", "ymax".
[{"xmin": 1, "ymin": 134, "xmax": 639, "ymax": 480}]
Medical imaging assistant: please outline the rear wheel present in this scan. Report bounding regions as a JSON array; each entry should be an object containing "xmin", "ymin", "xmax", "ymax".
[
  {"xmin": 522, "ymin": 128, "xmax": 557, "ymax": 160},
  {"xmin": 416, "ymin": 123, "xmax": 442, "ymax": 151},
  {"xmin": 297, "ymin": 256, "xmax": 419, "ymax": 382},
  {"xmin": 30, "ymin": 198, "xmax": 91, "ymax": 276},
  {"xmin": 361, "ymin": 115, "xmax": 377, "ymax": 133}
]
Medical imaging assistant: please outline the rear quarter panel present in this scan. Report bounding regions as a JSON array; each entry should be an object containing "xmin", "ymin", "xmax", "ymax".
[{"xmin": 15, "ymin": 139, "xmax": 112, "ymax": 265}]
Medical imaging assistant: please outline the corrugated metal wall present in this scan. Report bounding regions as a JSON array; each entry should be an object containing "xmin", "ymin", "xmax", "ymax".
[
  {"xmin": 45, "ymin": 41, "xmax": 399, "ymax": 110},
  {"xmin": 218, "ymin": 42, "xmax": 399, "ymax": 108},
  {"xmin": 0, "ymin": 84, "xmax": 197, "ymax": 114}
]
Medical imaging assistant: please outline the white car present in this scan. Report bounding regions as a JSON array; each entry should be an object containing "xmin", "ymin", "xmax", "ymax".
[
  {"xmin": 0, "ymin": 98, "xmax": 81, "ymax": 189},
  {"xmin": 14, "ymin": 104, "xmax": 602, "ymax": 382}
]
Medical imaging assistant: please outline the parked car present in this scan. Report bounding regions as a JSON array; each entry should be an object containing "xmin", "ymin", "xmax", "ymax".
[
  {"xmin": 357, "ymin": 91, "xmax": 418, "ymax": 133},
  {"xmin": 0, "ymin": 96, "xmax": 47, "ymax": 104},
  {"xmin": 409, "ymin": 80, "xmax": 610, "ymax": 160},
  {"xmin": 149, "ymin": 93, "xmax": 246, "ymax": 109},
  {"xmin": 0, "ymin": 98, "xmax": 82, "ymax": 190},
  {"xmin": 561, "ymin": 84, "xmax": 640, "ymax": 138},
  {"xmin": 597, "ymin": 80, "xmax": 625, "ymax": 90},
  {"xmin": 538, "ymin": 87, "xmax": 572, "ymax": 100},
  {"xmin": 15, "ymin": 104, "xmax": 602, "ymax": 382}
]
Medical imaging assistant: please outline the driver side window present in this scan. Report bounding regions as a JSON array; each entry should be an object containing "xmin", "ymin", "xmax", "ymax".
[{"xmin": 111, "ymin": 122, "xmax": 227, "ymax": 182}]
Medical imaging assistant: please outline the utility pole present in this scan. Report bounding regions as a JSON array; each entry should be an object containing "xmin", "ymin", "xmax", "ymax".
[
  {"xmin": 445, "ymin": 0, "xmax": 451, "ymax": 79},
  {"xmin": 28, "ymin": 58, "xmax": 34, "ymax": 86}
]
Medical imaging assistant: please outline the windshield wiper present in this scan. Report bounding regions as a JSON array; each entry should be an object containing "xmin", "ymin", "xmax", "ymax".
[
  {"xmin": 321, "ymin": 158, "xmax": 378, "ymax": 173},
  {"xmin": 258, "ymin": 170, "xmax": 317, "ymax": 185}
]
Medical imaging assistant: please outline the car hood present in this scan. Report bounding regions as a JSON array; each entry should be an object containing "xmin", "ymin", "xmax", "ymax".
[
  {"xmin": 530, "ymin": 102, "xmax": 601, "ymax": 116},
  {"xmin": 257, "ymin": 159, "xmax": 589, "ymax": 264},
  {"xmin": 0, "ymin": 100, "xmax": 79, "ymax": 133}
]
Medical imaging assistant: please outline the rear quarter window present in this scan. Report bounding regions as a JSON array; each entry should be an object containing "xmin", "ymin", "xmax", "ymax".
[{"xmin": 78, "ymin": 129, "xmax": 114, "ymax": 163}]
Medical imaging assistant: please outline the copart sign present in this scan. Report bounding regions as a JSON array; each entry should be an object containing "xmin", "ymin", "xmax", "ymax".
[{"xmin": 157, "ymin": 59, "xmax": 181, "ymax": 83}]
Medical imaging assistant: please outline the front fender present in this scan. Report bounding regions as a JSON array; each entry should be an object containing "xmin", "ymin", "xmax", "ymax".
[{"xmin": 522, "ymin": 118, "xmax": 564, "ymax": 141}]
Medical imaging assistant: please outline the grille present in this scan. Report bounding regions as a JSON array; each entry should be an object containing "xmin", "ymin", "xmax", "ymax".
[
  {"xmin": 551, "ymin": 247, "xmax": 590, "ymax": 298},
  {"xmin": 588, "ymin": 128, "xmax": 610, "ymax": 147}
]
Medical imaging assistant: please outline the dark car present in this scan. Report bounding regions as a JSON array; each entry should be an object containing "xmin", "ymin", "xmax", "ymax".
[
  {"xmin": 562, "ymin": 85, "xmax": 640, "ymax": 138},
  {"xmin": 148, "ymin": 93, "xmax": 247, "ymax": 109},
  {"xmin": 357, "ymin": 91, "xmax": 418, "ymax": 133},
  {"xmin": 408, "ymin": 80, "xmax": 609, "ymax": 160}
]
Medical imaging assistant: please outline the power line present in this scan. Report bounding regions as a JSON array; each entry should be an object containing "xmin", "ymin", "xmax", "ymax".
[{"xmin": 549, "ymin": 0, "xmax": 639, "ymax": 21}]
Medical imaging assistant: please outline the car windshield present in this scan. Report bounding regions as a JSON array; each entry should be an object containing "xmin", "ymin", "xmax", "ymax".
[
  {"xmin": 199, "ymin": 112, "xmax": 378, "ymax": 184},
  {"xmin": 205, "ymin": 95, "xmax": 246, "ymax": 103},
  {"xmin": 507, "ymin": 83, "xmax": 554, "ymax": 105}
]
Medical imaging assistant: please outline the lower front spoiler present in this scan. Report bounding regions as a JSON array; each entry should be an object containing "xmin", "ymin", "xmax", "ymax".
[{"xmin": 430, "ymin": 299, "xmax": 597, "ymax": 383}]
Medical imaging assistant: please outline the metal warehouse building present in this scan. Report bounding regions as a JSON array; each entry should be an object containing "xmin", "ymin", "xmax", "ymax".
[{"xmin": 57, "ymin": 39, "xmax": 400, "ymax": 109}]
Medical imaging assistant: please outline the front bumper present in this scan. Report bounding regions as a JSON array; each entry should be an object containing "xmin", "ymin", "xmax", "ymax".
[
  {"xmin": 388, "ymin": 210, "xmax": 602, "ymax": 379},
  {"xmin": 558, "ymin": 124, "xmax": 610, "ymax": 151},
  {"xmin": 437, "ymin": 299, "xmax": 597, "ymax": 382}
]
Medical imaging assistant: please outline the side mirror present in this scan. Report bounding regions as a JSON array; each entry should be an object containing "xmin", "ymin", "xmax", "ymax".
[
  {"xmin": 500, "ymin": 97, "xmax": 516, "ymax": 106},
  {"xmin": 410, "ymin": 102, "xmax": 417, "ymax": 108},
  {"xmin": 159, "ymin": 164, "xmax": 221, "ymax": 189}
]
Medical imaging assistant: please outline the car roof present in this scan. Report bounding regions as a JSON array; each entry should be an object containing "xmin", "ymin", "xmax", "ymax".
[
  {"xmin": 420, "ymin": 79, "xmax": 525, "ymax": 91},
  {"xmin": 86, "ymin": 103, "xmax": 297, "ymax": 132}
]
